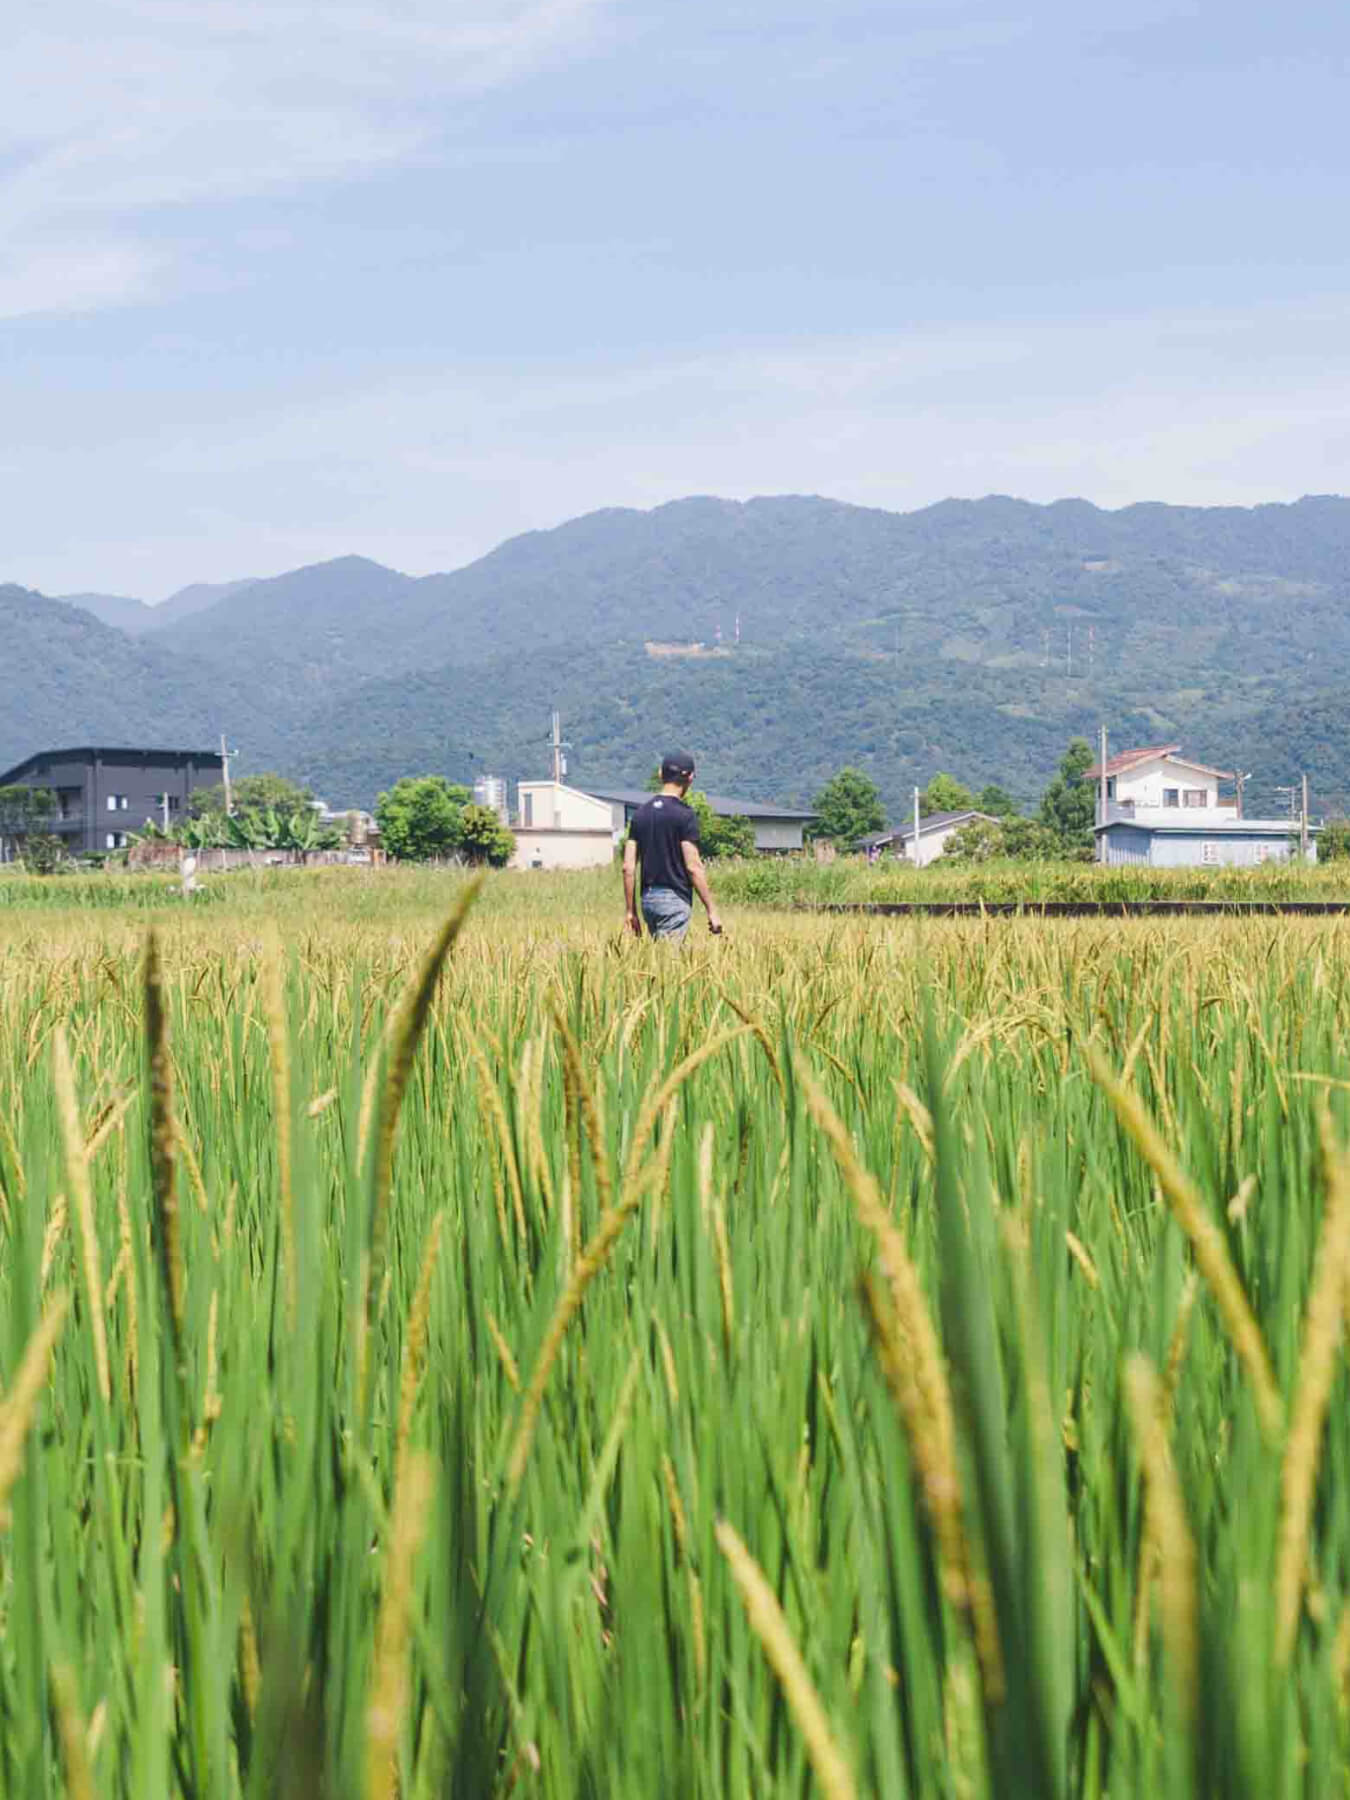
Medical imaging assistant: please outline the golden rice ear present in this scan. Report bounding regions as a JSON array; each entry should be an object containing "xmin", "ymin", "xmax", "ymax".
[
  {"xmin": 366, "ymin": 877, "xmax": 483, "ymax": 1324},
  {"xmin": 144, "ymin": 932, "xmax": 185, "ymax": 1355},
  {"xmin": 1123, "ymin": 1355, "xmax": 1198, "ymax": 1730},
  {"xmin": 0, "ymin": 1295, "xmax": 69, "ymax": 1529},
  {"xmin": 52, "ymin": 1026, "xmax": 110, "ymax": 1407},
  {"xmin": 1083, "ymin": 1039, "xmax": 1283, "ymax": 1442},
  {"xmin": 364, "ymin": 1452, "xmax": 436, "ymax": 1800},
  {"xmin": 715, "ymin": 1519, "xmax": 857, "ymax": 1800},
  {"xmin": 1274, "ymin": 1107, "xmax": 1350, "ymax": 1668}
]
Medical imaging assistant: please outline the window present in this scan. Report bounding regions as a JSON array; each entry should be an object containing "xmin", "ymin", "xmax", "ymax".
[
  {"xmin": 105, "ymin": 831, "xmax": 127, "ymax": 850},
  {"xmin": 1106, "ymin": 776, "xmax": 1117, "ymax": 800},
  {"xmin": 1183, "ymin": 789, "xmax": 1207, "ymax": 807},
  {"xmin": 523, "ymin": 793, "xmax": 533, "ymax": 827},
  {"xmin": 1163, "ymin": 788, "xmax": 1180, "ymax": 807},
  {"xmin": 1200, "ymin": 841, "xmax": 1219, "ymax": 865},
  {"xmin": 106, "ymin": 794, "xmax": 129, "ymax": 812}
]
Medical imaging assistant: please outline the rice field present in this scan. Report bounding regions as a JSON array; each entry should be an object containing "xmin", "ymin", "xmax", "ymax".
[{"xmin": 4, "ymin": 865, "xmax": 1350, "ymax": 1796}]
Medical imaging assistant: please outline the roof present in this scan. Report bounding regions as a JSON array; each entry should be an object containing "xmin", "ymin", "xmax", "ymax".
[
  {"xmin": 1095, "ymin": 818, "xmax": 1313, "ymax": 836},
  {"xmin": 863, "ymin": 810, "xmax": 995, "ymax": 846},
  {"xmin": 0, "ymin": 745, "xmax": 224, "ymax": 785},
  {"xmin": 1083, "ymin": 744, "xmax": 1234, "ymax": 781},
  {"xmin": 582, "ymin": 785, "xmax": 817, "ymax": 821}
]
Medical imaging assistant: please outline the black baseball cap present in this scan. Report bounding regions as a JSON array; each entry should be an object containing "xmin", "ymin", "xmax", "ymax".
[{"xmin": 661, "ymin": 750, "xmax": 696, "ymax": 782}]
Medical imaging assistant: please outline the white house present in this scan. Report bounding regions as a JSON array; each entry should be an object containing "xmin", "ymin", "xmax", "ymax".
[
  {"xmin": 1086, "ymin": 744, "xmax": 1235, "ymax": 820},
  {"xmin": 1085, "ymin": 745, "xmax": 1315, "ymax": 865},
  {"xmin": 510, "ymin": 780, "xmax": 616, "ymax": 871},
  {"xmin": 859, "ymin": 810, "xmax": 996, "ymax": 866}
]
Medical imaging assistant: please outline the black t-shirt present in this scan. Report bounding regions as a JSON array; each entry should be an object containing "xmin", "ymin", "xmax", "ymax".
[{"xmin": 630, "ymin": 795, "xmax": 699, "ymax": 901}]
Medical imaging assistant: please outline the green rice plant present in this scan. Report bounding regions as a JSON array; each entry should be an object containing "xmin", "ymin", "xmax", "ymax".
[{"xmin": 3, "ymin": 874, "xmax": 1350, "ymax": 1793}]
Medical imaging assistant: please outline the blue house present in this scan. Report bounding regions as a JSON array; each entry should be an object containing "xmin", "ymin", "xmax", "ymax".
[
  {"xmin": 1085, "ymin": 744, "xmax": 1316, "ymax": 865},
  {"xmin": 1095, "ymin": 818, "xmax": 1315, "ymax": 867}
]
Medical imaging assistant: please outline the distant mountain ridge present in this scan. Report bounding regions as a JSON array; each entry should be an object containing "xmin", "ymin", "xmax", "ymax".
[
  {"xmin": 10, "ymin": 492, "xmax": 1350, "ymax": 818},
  {"xmin": 56, "ymin": 576, "xmax": 259, "ymax": 635}
]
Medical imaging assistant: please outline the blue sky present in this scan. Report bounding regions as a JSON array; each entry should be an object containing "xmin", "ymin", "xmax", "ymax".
[{"xmin": 4, "ymin": 0, "xmax": 1348, "ymax": 596}]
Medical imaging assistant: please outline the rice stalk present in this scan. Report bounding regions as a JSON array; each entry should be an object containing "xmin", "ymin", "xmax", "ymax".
[
  {"xmin": 0, "ymin": 1294, "xmax": 69, "ymax": 1528},
  {"xmin": 798, "ymin": 1065, "xmax": 971, "ymax": 1612},
  {"xmin": 618, "ymin": 1026, "xmax": 751, "ymax": 1200},
  {"xmin": 365, "ymin": 1451, "xmax": 436, "ymax": 1800},
  {"xmin": 52, "ymin": 1026, "xmax": 111, "ymax": 1407},
  {"xmin": 144, "ymin": 931, "xmax": 185, "ymax": 1354},
  {"xmin": 465, "ymin": 1036, "xmax": 527, "ymax": 1246},
  {"xmin": 393, "ymin": 1211, "xmax": 445, "ymax": 1488},
  {"xmin": 260, "ymin": 933, "xmax": 296, "ymax": 1325},
  {"xmin": 366, "ymin": 878, "xmax": 482, "ymax": 1322},
  {"xmin": 506, "ymin": 1189, "xmax": 643, "ymax": 1494},
  {"xmin": 49, "ymin": 1662, "xmax": 95, "ymax": 1800},
  {"xmin": 1273, "ymin": 1110, "xmax": 1350, "ymax": 1667},
  {"xmin": 1123, "ymin": 1355, "xmax": 1198, "ymax": 1729},
  {"xmin": 715, "ymin": 1519, "xmax": 857, "ymax": 1800},
  {"xmin": 1084, "ymin": 1041, "xmax": 1283, "ymax": 1441},
  {"xmin": 550, "ymin": 1001, "xmax": 615, "ymax": 1216}
]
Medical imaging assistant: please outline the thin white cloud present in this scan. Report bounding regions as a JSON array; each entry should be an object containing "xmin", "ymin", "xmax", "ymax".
[
  {"xmin": 2, "ymin": 0, "xmax": 610, "ymax": 310},
  {"xmin": 9, "ymin": 297, "xmax": 1350, "ymax": 593}
]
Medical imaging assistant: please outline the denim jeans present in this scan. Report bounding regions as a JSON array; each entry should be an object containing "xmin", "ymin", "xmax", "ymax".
[{"xmin": 641, "ymin": 885, "xmax": 693, "ymax": 941}]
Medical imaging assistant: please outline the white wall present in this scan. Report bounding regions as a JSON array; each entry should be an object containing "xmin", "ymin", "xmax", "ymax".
[
  {"xmin": 510, "ymin": 828, "xmax": 615, "ymax": 871},
  {"xmin": 1114, "ymin": 758, "xmax": 1221, "ymax": 813},
  {"xmin": 517, "ymin": 781, "xmax": 614, "ymax": 833}
]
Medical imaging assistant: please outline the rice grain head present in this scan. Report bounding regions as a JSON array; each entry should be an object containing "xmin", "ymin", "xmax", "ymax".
[
  {"xmin": 1273, "ymin": 1110, "xmax": 1350, "ymax": 1668},
  {"xmin": 365, "ymin": 1452, "xmax": 436, "ymax": 1800},
  {"xmin": 715, "ymin": 1519, "xmax": 857, "ymax": 1800},
  {"xmin": 1123, "ymin": 1355, "xmax": 1198, "ymax": 1729}
]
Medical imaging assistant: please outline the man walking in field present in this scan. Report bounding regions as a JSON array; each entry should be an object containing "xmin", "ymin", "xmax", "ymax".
[{"xmin": 624, "ymin": 751, "xmax": 724, "ymax": 941}]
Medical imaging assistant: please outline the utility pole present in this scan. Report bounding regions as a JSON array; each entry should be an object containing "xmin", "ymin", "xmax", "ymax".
[
  {"xmin": 1235, "ymin": 769, "xmax": 1248, "ymax": 820},
  {"xmin": 1098, "ymin": 723, "xmax": 1109, "ymax": 863},
  {"xmin": 1301, "ymin": 772, "xmax": 1310, "ymax": 860},
  {"xmin": 913, "ymin": 785, "xmax": 921, "ymax": 867},
  {"xmin": 220, "ymin": 733, "xmax": 235, "ymax": 816},
  {"xmin": 162, "ymin": 791, "xmax": 170, "ymax": 834},
  {"xmin": 548, "ymin": 711, "xmax": 571, "ymax": 784}
]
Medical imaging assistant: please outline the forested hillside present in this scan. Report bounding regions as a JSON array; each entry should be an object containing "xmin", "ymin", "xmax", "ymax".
[{"xmin": 9, "ymin": 493, "xmax": 1350, "ymax": 816}]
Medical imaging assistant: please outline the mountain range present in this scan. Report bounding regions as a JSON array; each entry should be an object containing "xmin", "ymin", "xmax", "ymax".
[{"xmin": 8, "ymin": 492, "xmax": 1350, "ymax": 820}]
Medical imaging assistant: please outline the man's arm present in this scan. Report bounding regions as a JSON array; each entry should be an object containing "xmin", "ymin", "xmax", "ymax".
[
  {"xmin": 681, "ymin": 840, "xmax": 722, "ymax": 933},
  {"xmin": 623, "ymin": 837, "xmax": 640, "ymax": 934}
]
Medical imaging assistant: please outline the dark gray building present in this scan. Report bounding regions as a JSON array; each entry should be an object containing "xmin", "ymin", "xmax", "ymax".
[{"xmin": 0, "ymin": 746, "xmax": 224, "ymax": 858}]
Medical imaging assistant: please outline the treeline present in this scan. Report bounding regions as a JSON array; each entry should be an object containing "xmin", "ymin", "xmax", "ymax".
[{"xmin": 809, "ymin": 739, "xmax": 1100, "ymax": 860}]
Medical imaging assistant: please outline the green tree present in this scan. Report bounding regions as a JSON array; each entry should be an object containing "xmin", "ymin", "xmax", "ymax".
[
  {"xmin": 706, "ymin": 811, "xmax": 757, "ymax": 859},
  {"xmin": 977, "ymin": 783, "xmax": 1017, "ymax": 817},
  {"xmin": 0, "ymin": 787, "xmax": 64, "ymax": 871},
  {"xmin": 0, "ymin": 785, "xmax": 56, "ymax": 840},
  {"xmin": 21, "ymin": 833, "xmax": 65, "ymax": 874},
  {"xmin": 920, "ymin": 772, "xmax": 976, "ymax": 816},
  {"xmin": 685, "ymin": 791, "xmax": 756, "ymax": 859},
  {"xmin": 1038, "ymin": 738, "xmax": 1097, "ymax": 854},
  {"xmin": 190, "ymin": 772, "xmax": 314, "ymax": 820},
  {"xmin": 943, "ymin": 817, "xmax": 1006, "ymax": 862},
  {"xmin": 944, "ymin": 815, "xmax": 1062, "ymax": 863},
  {"xmin": 458, "ymin": 803, "xmax": 515, "ymax": 868},
  {"xmin": 375, "ymin": 776, "xmax": 471, "ymax": 862},
  {"xmin": 811, "ymin": 767, "xmax": 886, "ymax": 846},
  {"xmin": 1318, "ymin": 819, "xmax": 1350, "ymax": 862}
]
